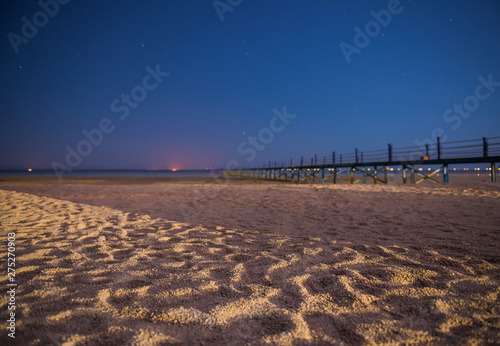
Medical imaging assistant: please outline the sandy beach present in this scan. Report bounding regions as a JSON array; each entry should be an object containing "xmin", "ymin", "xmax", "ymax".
[{"xmin": 1, "ymin": 178, "xmax": 499, "ymax": 344}]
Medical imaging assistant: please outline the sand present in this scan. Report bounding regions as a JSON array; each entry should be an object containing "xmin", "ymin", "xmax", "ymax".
[{"xmin": 1, "ymin": 179, "xmax": 499, "ymax": 345}]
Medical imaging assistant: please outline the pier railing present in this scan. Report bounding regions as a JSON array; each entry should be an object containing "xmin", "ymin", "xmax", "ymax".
[{"xmin": 219, "ymin": 136, "xmax": 500, "ymax": 184}]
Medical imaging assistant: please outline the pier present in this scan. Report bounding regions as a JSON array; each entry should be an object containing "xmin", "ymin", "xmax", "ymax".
[{"xmin": 221, "ymin": 136, "xmax": 500, "ymax": 184}]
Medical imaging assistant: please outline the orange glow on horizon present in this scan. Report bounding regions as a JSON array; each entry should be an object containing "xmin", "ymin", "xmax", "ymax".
[
  {"xmin": 171, "ymin": 168, "xmax": 177, "ymax": 172},
  {"xmin": 28, "ymin": 168, "xmax": 32, "ymax": 172}
]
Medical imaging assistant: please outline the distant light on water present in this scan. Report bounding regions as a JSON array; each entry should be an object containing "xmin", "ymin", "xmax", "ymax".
[
  {"xmin": 171, "ymin": 168, "xmax": 177, "ymax": 172},
  {"xmin": 28, "ymin": 168, "xmax": 32, "ymax": 172}
]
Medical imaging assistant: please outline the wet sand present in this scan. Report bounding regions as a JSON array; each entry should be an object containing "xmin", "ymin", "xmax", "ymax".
[{"xmin": 0, "ymin": 178, "xmax": 499, "ymax": 344}]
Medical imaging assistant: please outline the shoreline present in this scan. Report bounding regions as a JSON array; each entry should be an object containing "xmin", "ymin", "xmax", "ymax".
[{"xmin": 0, "ymin": 173, "xmax": 497, "ymax": 185}]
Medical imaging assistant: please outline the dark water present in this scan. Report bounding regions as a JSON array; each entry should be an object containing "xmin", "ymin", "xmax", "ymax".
[{"xmin": 0, "ymin": 170, "xmax": 211, "ymax": 178}]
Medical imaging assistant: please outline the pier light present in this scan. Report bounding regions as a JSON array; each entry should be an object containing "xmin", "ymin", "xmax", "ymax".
[
  {"xmin": 419, "ymin": 168, "xmax": 423, "ymax": 171},
  {"xmin": 428, "ymin": 168, "xmax": 431, "ymax": 171},
  {"xmin": 368, "ymin": 168, "xmax": 371, "ymax": 171},
  {"xmin": 28, "ymin": 168, "xmax": 32, "ymax": 172}
]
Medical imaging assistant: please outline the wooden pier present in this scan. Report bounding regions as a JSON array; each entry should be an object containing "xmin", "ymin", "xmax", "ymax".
[{"xmin": 219, "ymin": 136, "xmax": 500, "ymax": 184}]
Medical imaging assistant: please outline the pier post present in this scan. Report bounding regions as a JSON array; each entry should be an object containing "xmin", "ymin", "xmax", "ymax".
[
  {"xmin": 311, "ymin": 158, "xmax": 314, "ymax": 183},
  {"xmin": 437, "ymin": 137, "xmax": 441, "ymax": 160},
  {"xmin": 363, "ymin": 169, "xmax": 366, "ymax": 184},
  {"xmin": 299, "ymin": 156, "xmax": 304, "ymax": 183},
  {"xmin": 321, "ymin": 168, "xmax": 324, "ymax": 184},
  {"xmin": 443, "ymin": 164, "xmax": 449, "ymax": 183},
  {"xmin": 492, "ymin": 162, "xmax": 497, "ymax": 182},
  {"xmin": 384, "ymin": 166, "xmax": 388, "ymax": 183},
  {"xmin": 374, "ymin": 166, "xmax": 378, "ymax": 184},
  {"xmin": 411, "ymin": 165, "xmax": 415, "ymax": 184},
  {"xmin": 403, "ymin": 166, "xmax": 407, "ymax": 184},
  {"xmin": 333, "ymin": 168, "xmax": 337, "ymax": 184}
]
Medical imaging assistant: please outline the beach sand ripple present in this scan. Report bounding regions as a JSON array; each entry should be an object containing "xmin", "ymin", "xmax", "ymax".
[{"xmin": 1, "ymin": 183, "xmax": 499, "ymax": 345}]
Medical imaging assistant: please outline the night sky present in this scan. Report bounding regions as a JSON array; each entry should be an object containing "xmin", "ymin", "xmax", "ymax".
[{"xmin": 1, "ymin": 0, "xmax": 500, "ymax": 171}]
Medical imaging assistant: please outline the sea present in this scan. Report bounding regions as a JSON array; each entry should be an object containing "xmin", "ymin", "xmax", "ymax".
[{"xmin": 0, "ymin": 170, "xmax": 212, "ymax": 178}]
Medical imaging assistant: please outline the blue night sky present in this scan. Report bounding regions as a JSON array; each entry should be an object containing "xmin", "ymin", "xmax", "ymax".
[{"xmin": 1, "ymin": 0, "xmax": 500, "ymax": 171}]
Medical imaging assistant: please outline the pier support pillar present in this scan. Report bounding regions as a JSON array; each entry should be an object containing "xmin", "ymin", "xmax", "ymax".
[
  {"xmin": 411, "ymin": 165, "xmax": 415, "ymax": 184},
  {"xmin": 403, "ymin": 166, "xmax": 407, "ymax": 184},
  {"xmin": 443, "ymin": 164, "xmax": 449, "ymax": 183},
  {"xmin": 492, "ymin": 162, "xmax": 497, "ymax": 182},
  {"xmin": 333, "ymin": 168, "xmax": 337, "ymax": 184}
]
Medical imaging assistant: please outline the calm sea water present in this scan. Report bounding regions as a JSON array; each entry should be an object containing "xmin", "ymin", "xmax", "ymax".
[
  {"xmin": 0, "ymin": 168, "xmax": 494, "ymax": 179},
  {"xmin": 0, "ymin": 170, "xmax": 211, "ymax": 178}
]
